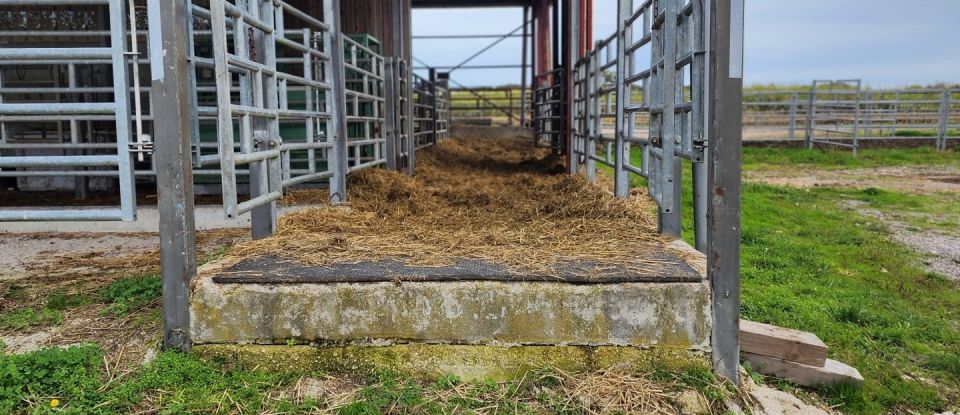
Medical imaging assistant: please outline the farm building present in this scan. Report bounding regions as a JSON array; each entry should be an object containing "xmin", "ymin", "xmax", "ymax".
[{"xmin": 0, "ymin": 0, "xmax": 746, "ymax": 383}]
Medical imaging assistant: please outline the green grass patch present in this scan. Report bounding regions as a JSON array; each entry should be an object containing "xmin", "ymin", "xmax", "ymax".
[
  {"xmin": 742, "ymin": 146, "xmax": 960, "ymax": 171},
  {"xmin": 733, "ymin": 184, "xmax": 960, "ymax": 413},
  {"xmin": 97, "ymin": 275, "xmax": 162, "ymax": 316},
  {"xmin": 0, "ymin": 345, "xmax": 312, "ymax": 414},
  {"xmin": 845, "ymin": 187, "xmax": 960, "ymax": 232},
  {"xmin": 0, "ymin": 308, "xmax": 62, "ymax": 331},
  {"xmin": 3, "ymin": 347, "xmax": 723, "ymax": 415},
  {"xmin": 611, "ymin": 146, "xmax": 960, "ymax": 413}
]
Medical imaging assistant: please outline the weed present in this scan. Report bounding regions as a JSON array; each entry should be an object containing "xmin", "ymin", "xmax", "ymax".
[
  {"xmin": 98, "ymin": 275, "xmax": 162, "ymax": 315},
  {"xmin": 0, "ymin": 307, "xmax": 62, "ymax": 331},
  {"xmin": 0, "ymin": 344, "xmax": 103, "ymax": 414}
]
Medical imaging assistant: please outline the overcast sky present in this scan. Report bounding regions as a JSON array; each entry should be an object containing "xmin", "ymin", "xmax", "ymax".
[{"xmin": 412, "ymin": 0, "xmax": 960, "ymax": 88}]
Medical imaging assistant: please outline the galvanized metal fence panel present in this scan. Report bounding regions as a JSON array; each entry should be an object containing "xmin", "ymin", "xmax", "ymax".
[
  {"xmin": 572, "ymin": 0, "xmax": 707, "ymax": 241},
  {"xmin": 804, "ymin": 79, "xmax": 862, "ymax": 155},
  {"xmin": 412, "ymin": 73, "xmax": 437, "ymax": 149},
  {"xmin": 532, "ymin": 67, "xmax": 564, "ymax": 151},
  {"xmin": 744, "ymin": 86, "xmax": 958, "ymax": 149},
  {"xmin": 0, "ymin": 0, "xmax": 136, "ymax": 221},
  {"xmin": 343, "ymin": 36, "xmax": 387, "ymax": 173}
]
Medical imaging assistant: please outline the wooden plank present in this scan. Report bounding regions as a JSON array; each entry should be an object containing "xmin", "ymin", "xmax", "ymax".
[
  {"xmin": 740, "ymin": 320, "xmax": 827, "ymax": 367},
  {"xmin": 743, "ymin": 353, "xmax": 864, "ymax": 388}
]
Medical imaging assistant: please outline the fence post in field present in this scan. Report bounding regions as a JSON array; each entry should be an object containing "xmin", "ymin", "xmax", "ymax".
[
  {"xmin": 788, "ymin": 92, "xmax": 798, "ymax": 139},
  {"xmin": 938, "ymin": 89, "xmax": 950, "ymax": 150}
]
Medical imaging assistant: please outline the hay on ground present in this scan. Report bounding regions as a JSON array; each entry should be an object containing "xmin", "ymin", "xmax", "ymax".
[{"xmin": 228, "ymin": 130, "xmax": 665, "ymax": 275}]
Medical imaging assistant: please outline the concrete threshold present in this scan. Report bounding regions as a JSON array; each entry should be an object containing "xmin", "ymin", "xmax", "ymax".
[
  {"xmin": 191, "ymin": 277, "xmax": 711, "ymax": 349},
  {"xmin": 192, "ymin": 343, "xmax": 711, "ymax": 381}
]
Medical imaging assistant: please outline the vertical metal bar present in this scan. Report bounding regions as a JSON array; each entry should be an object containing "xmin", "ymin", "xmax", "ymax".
[
  {"xmin": 788, "ymin": 92, "xmax": 797, "ymax": 140},
  {"xmin": 613, "ymin": 0, "xmax": 630, "ymax": 197},
  {"xmin": 659, "ymin": 0, "xmax": 681, "ymax": 236},
  {"xmin": 0, "ymin": 66, "xmax": 5, "ymax": 142},
  {"xmin": 585, "ymin": 43, "xmax": 599, "ymax": 183},
  {"xmin": 304, "ymin": 29, "xmax": 317, "ymax": 174},
  {"xmin": 852, "ymin": 80, "xmax": 861, "ymax": 157},
  {"xmin": 566, "ymin": 0, "xmax": 579, "ymax": 174},
  {"xmin": 938, "ymin": 89, "xmax": 950, "ymax": 151},
  {"xmin": 384, "ymin": 58, "xmax": 398, "ymax": 170},
  {"xmin": 708, "ymin": 0, "xmax": 743, "ymax": 384},
  {"xmin": 327, "ymin": 0, "xmax": 349, "ymax": 203},
  {"xmin": 405, "ymin": 63, "xmax": 416, "ymax": 175},
  {"xmin": 152, "ymin": 0, "xmax": 197, "ymax": 352},
  {"xmin": 248, "ymin": 0, "xmax": 277, "ymax": 239},
  {"xmin": 210, "ymin": 0, "xmax": 239, "ymax": 218},
  {"xmin": 691, "ymin": 0, "xmax": 708, "ymax": 252},
  {"xmin": 429, "ymin": 68, "xmax": 438, "ymax": 145},
  {"xmin": 109, "ymin": 0, "xmax": 136, "ymax": 221},
  {"xmin": 521, "ymin": 6, "xmax": 530, "ymax": 130},
  {"xmin": 805, "ymin": 82, "xmax": 815, "ymax": 149}
]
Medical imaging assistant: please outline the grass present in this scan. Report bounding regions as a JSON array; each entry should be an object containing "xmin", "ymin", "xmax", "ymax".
[
  {"xmin": 0, "ymin": 274, "xmax": 162, "ymax": 334},
  {"xmin": 629, "ymin": 145, "xmax": 960, "ymax": 414},
  {"xmin": 0, "ymin": 346, "xmax": 736, "ymax": 414},
  {"xmin": 742, "ymin": 145, "xmax": 960, "ymax": 171},
  {"xmin": 603, "ymin": 145, "xmax": 960, "ymax": 413},
  {"xmin": 733, "ymin": 183, "xmax": 960, "ymax": 413}
]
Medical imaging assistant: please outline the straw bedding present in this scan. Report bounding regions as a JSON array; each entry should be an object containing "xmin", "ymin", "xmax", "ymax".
[{"xmin": 228, "ymin": 128, "xmax": 666, "ymax": 274}]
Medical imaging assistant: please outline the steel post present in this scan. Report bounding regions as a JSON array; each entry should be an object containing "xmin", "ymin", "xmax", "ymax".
[
  {"xmin": 707, "ymin": 0, "xmax": 743, "ymax": 384},
  {"xmin": 384, "ymin": 59, "xmax": 399, "ymax": 170},
  {"xmin": 520, "ymin": 6, "xmax": 530, "ymax": 130},
  {"xmin": 429, "ymin": 68, "xmax": 439, "ymax": 145},
  {"xmin": 938, "ymin": 89, "xmax": 950, "ymax": 150},
  {"xmin": 326, "ymin": 0, "xmax": 349, "ymax": 203},
  {"xmin": 612, "ymin": 0, "xmax": 629, "ymax": 197},
  {"xmin": 152, "ymin": 0, "xmax": 198, "ymax": 352},
  {"xmin": 567, "ymin": 0, "xmax": 579, "ymax": 174},
  {"xmin": 788, "ymin": 92, "xmax": 798, "ymax": 140}
]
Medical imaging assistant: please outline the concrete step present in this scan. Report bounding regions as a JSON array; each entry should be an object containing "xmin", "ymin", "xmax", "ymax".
[{"xmin": 190, "ymin": 276, "xmax": 711, "ymax": 348}]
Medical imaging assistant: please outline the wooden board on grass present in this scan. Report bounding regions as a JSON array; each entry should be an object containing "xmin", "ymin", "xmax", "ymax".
[
  {"xmin": 743, "ymin": 353, "xmax": 864, "ymax": 387},
  {"xmin": 741, "ymin": 320, "xmax": 828, "ymax": 367}
]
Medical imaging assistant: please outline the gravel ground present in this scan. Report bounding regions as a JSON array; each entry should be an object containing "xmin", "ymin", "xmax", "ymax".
[{"xmin": 844, "ymin": 200, "xmax": 960, "ymax": 280}]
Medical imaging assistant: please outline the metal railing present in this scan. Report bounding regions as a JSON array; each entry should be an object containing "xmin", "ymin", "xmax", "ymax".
[
  {"xmin": 532, "ymin": 67, "xmax": 564, "ymax": 151},
  {"xmin": 0, "ymin": 0, "xmax": 451, "ymax": 224},
  {"xmin": 743, "ymin": 84, "xmax": 959, "ymax": 150},
  {"xmin": 572, "ymin": 0, "xmax": 708, "ymax": 242},
  {"xmin": 448, "ymin": 87, "xmax": 529, "ymax": 126},
  {"xmin": 412, "ymin": 72, "xmax": 438, "ymax": 149},
  {"xmin": 0, "ymin": 0, "xmax": 136, "ymax": 221},
  {"xmin": 570, "ymin": 0, "xmax": 744, "ymax": 382}
]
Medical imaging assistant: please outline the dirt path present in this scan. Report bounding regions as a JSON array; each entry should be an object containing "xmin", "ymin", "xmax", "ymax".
[
  {"xmin": 745, "ymin": 165, "xmax": 960, "ymax": 194},
  {"xmin": 843, "ymin": 200, "xmax": 960, "ymax": 280},
  {"xmin": 0, "ymin": 230, "xmax": 243, "ymax": 368}
]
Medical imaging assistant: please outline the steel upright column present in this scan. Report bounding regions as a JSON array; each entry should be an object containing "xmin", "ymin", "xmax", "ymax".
[
  {"xmin": 707, "ymin": 0, "xmax": 744, "ymax": 383},
  {"xmin": 326, "ymin": 0, "xmax": 349, "ymax": 203},
  {"xmin": 520, "ymin": 6, "xmax": 529, "ymax": 130},
  {"xmin": 612, "ymin": 0, "xmax": 629, "ymax": 197},
  {"xmin": 566, "ymin": 0, "xmax": 579, "ymax": 174},
  {"xmin": 430, "ymin": 68, "xmax": 439, "ymax": 145},
  {"xmin": 384, "ymin": 58, "xmax": 398, "ymax": 170},
  {"xmin": 152, "ymin": 0, "xmax": 197, "ymax": 351},
  {"xmin": 250, "ymin": 0, "xmax": 279, "ymax": 239},
  {"xmin": 938, "ymin": 89, "xmax": 950, "ymax": 150}
]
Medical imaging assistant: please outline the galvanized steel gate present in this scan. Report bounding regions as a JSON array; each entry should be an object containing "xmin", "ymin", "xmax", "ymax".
[
  {"xmin": 573, "ymin": 0, "xmax": 707, "ymax": 243},
  {"xmin": 0, "ymin": 0, "xmax": 448, "ymax": 226},
  {"xmin": 571, "ymin": 0, "xmax": 744, "ymax": 380},
  {"xmin": 0, "ymin": 0, "xmax": 136, "ymax": 221}
]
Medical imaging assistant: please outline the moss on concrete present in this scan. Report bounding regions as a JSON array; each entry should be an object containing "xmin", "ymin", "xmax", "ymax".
[{"xmin": 193, "ymin": 343, "xmax": 709, "ymax": 381}]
